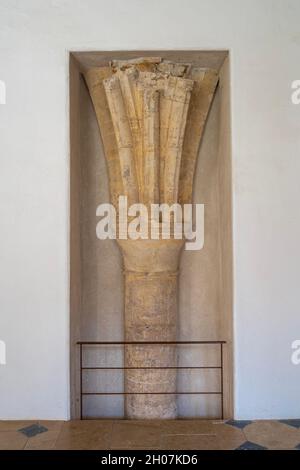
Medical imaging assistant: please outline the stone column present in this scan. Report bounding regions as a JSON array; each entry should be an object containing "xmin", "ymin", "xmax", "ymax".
[
  {"xmin": 84, "ymin": 57, "xmax": 218, "ymax": 419},
  {"xmin": 119, "ymin": 238, "xmax": 183, "ymax": 418}
]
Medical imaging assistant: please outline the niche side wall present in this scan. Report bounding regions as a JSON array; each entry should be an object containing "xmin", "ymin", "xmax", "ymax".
[{"xmin": 70, "ymin": 51, "xmax": 233, "ymax": 419}]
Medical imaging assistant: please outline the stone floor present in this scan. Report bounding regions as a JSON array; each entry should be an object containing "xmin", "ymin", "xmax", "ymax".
[{"xmin": 0, "ymin": 419, "xmax": 300, "ymax": 450}]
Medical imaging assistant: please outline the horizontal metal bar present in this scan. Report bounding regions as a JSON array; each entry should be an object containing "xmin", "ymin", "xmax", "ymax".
[
  {"xmin": 82, "ymin": 392, "xmax": 222, "ymax": 395},
  {"xmin": 79, "ymin": 340, "xmax": 226, "ymax": 420},
  {"xmin": 81, "ymin": 366, "xmax": 221, "ymax": 370},
  {"xmin": 77, "ymin": 341, "xmax": 226, "ymax": 345}
]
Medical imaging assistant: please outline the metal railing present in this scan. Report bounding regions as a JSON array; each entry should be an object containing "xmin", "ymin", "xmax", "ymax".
[{"xmin": 77, "ymin": 340, "xmax": 226, "ymax": 420}]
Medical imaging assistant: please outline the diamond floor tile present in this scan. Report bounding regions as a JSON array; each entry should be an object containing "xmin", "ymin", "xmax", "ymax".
[
  {"xmin": 236, "ymin": 440, "xmax": 267, "ymax": 450},
  {"xmin": 18, "ymin": 424, "xmax": 48, "ymax": 438},
  {"xmin": 226, "ymin": 419, "xmax": 252, "ymax": 430},
  {"xmin": 279, "ymin": 419, "xmax": 300, "ymax": 429}
]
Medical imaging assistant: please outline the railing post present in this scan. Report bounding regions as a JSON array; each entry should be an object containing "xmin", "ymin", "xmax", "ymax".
[
  {"xmin": 220, "ymin": 342, "xmax": 224, "ymax": 420},
  {"xmin": 80, "ymin": 343, "xmax": 83, "ymax": 420}
]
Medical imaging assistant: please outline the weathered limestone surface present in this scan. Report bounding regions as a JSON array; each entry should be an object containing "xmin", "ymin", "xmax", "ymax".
[
  {"xmin": 119, "ymin": 238, "xmax": 183, "ymax": 418},
  {"xmin": 84, "ymin": 58, "xmax": 218, "ymax": 418}
]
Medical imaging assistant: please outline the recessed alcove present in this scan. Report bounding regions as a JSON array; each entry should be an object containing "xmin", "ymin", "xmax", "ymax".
[{"xmin": 70, "ymin": 50, "xmax": 233, "ymax": 419}]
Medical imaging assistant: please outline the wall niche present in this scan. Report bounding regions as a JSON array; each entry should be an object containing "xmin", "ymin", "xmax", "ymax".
[{"xmin": 70, "ymin": 50, "xmax": 233, "ymax": 419}]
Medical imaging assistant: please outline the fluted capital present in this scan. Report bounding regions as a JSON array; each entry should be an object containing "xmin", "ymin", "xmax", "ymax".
[{"xmin": 84, "ymin": 57, "xmax": 218, "ymax": 209}]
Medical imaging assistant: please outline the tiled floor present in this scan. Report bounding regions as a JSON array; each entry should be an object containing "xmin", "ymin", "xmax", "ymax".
[{"xmin": 0, "ymin": 419, "xmax": 299, "ymax": 450}]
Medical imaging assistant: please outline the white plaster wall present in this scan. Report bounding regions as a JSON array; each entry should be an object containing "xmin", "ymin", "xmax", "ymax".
[{"xmin": 0, "ymin": 0, "xmax": 299, "ymax": 419}]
